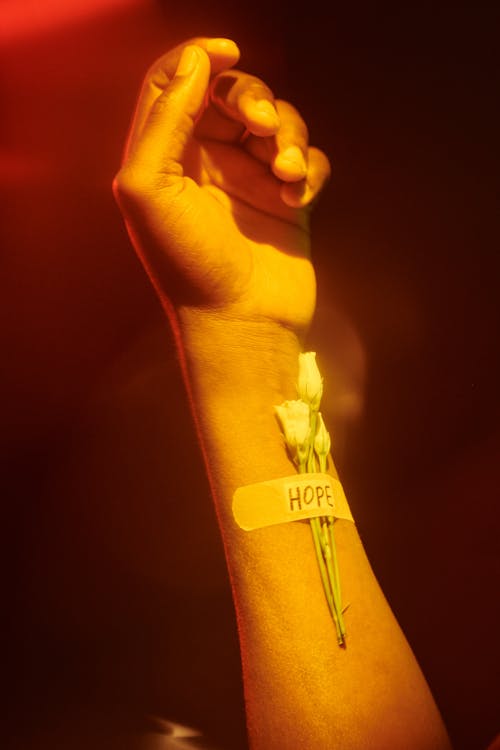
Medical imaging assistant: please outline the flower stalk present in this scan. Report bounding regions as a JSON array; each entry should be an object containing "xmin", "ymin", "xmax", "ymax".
[{"xmin": 275, "ymin": 352, "xmax": 346, "ymax": 646}]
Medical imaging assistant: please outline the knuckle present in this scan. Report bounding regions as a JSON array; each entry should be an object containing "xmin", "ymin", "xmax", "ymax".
[
  {"xmin": 144, "ymin": 59, "xmax": 168, "ymax": 91},
  {"xmin": 112, "ymin": 165, "xmax": 148, "ymax": 202},
  {"xmin": 275, "ymin": 99, "xmax": 309, "ymax": 140},
  {"xmin": 113, "ymin": 161, "xmax": 184, "ymax": 207}
]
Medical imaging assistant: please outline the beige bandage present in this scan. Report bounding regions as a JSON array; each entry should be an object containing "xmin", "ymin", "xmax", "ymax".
[{"xmin": 232, "ymin": 472, "xmax": 354, "ymax": 531}]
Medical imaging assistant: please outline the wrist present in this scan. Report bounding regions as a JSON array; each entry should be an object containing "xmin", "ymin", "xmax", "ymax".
[{"xmin": 176, "ymin": 306, "xmax": 303, "ymax": 398}]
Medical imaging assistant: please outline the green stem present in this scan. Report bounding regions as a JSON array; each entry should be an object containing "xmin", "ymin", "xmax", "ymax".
[
  {"xmin": 318, "ymin": 451, "xmax": 346, "ymax": 641},
  {"xmin": 320, "ymin": 521, "xmax": 344, "ymax": 638},
  {"xmin": 300, "ymin": 456, "xmax": 342, "ymax": 643},
  {"xmin": 329, "ymin": 519, "xmax": 343, "ymax": 613},
  {"xmin": 310, "ymin": 517, "xmax": 342, "ymax": 642},
  {"xmin": 324, "ymin": 520, "xmax": 345, "ymax": 638}
]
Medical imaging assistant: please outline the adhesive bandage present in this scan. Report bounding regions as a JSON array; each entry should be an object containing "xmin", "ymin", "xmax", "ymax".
[{"xmin": 232, "ymin": 472, "xmax": 353, "ymax": 531}]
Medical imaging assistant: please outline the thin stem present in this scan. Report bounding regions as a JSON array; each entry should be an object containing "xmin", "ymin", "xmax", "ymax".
[
  {"xmin": 318, "ymin": 450, "xmax": 346, "ymax": 641},
  {"xmin": 309, "ymin": 422, "xmax": 344, "ymax": 644},
  {"xmin": 329, "ymin": 519, "xmax": 343, "ymax": 612},
  {"xmin": 300, "ymin": 455, "xmax": 342, "ymax": 643},
  {"xmin": 322, "ymin": 519, "xmax": 345, "ymax": 640},
  {"xmin": 310, "ymin": 517, "xmax": 342, "ymax": 642}
]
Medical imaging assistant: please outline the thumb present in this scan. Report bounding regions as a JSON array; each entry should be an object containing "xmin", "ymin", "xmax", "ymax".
[{"xmin": 129, "ymin": 45, "xmax": 210, "ymax": 184}]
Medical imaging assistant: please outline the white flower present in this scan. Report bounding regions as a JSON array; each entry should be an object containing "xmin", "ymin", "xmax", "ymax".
[
  {"xmin": 274, "ymin": 399, "xmax": 311, "ymax": 465},
  {"xmin": 297, "ymin": 351, "xmax": 323, "ymax": 411},
  {"xmin": 314, "ymin": 412, "xmax": 331, "ymax": 459}
]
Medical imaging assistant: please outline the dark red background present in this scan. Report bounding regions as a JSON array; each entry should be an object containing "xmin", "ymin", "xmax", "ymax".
[{"xmin": 2, "ymin": 2, "xmax": 499, "ymax": 748}]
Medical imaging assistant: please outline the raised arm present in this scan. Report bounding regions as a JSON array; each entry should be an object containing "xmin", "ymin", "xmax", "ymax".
[{"xmin": 113, "ymin": 37, "xmax": 451, "ymax": 749}]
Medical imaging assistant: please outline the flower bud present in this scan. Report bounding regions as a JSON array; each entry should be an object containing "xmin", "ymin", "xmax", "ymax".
[
  {"xmin": 297, "ymin": 351, "xmax": 323, "ymax": 411},
  {"xmin": 274, "ymin": 399, "xmax": 311, "ymax": 464},
  {"xmin": 314, "ymin": 412, "xmax": 331, "ymax": 460}
]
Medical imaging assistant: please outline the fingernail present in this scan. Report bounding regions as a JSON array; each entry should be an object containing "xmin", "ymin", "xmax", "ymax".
[
  {"xmin": 176, "ymin": 45, "xmax": 199, "ymax": 76},
  {"xmin": 276, "ymin": 146, "xmax": 307, "ymax": 176},
  {"xmin": 206, "ymin": 38, "xmax": 239, "ymax": 57},
  {"xmin": 254, "ymin": 100, "xmax": 280, "ymax": 128}
]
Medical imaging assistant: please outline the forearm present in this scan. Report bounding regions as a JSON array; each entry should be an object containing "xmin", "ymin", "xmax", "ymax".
[
  {"xmin": 114, "ymin": 33, "xmax": 450, "ymax": 749},
  {"xmin": 175, "ymin": 308, "xmax": 451, "ymax": 750}
]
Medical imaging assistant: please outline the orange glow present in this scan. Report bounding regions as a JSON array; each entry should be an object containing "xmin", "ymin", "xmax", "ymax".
[
  {"xmin": 0, "ymin": 149, "xmax": 52, "ymax": 185},
  {"xmin": 0, "ymin": 0, "xmax": 149, "ymax": 42}
]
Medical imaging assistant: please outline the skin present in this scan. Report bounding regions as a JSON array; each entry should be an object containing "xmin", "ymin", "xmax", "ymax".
[{"xmin": 114, "ymin": 37, "xmax": 452, "ymax": 749}]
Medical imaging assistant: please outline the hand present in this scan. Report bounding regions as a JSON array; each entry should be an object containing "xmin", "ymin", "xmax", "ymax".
[{"xmin": 113, "ymin": 37, "xmax": 331, "ymax": 334}]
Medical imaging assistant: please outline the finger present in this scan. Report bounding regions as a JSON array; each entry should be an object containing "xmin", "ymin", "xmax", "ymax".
[
  {"xmin": 198, "ymin": 140, "xmax": 309, "ymax": 230},
  {"xmin": 242, "ymin": 133, "xmax": 275, "ymax": 164},
  {"xmin": 210, "ymin": 70, "xmax": 280, "ymax": 138},
  {"xmin": 280, "ymin": 146, "xmax": 331, "ymax": 207},
  {"xmin": 271, "ymin": 99, "xmax": 309, "ymax": 182},
  {"xmin": 124, "ymin": 37, "xmax": 240, "ymax": 159},
  {"xmin": 194, "ymin": 101, "xmax": 248, "ymax": 145},
  {"xmin": 125, "ymin": 44, "xmax": 211, "ymax": 184}
]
